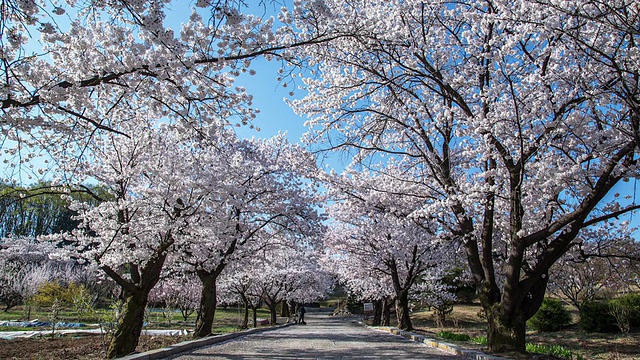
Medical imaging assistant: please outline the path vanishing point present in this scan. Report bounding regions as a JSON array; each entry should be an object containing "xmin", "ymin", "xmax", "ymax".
[{"xmin": 165, "ymin": 311, "xmax": 463, "ymax": 360}]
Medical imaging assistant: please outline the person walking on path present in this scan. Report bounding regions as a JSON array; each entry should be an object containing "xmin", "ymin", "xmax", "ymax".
[{"xmin": 298, "ymin": 305, "xmax": 306, "ymax": 324}]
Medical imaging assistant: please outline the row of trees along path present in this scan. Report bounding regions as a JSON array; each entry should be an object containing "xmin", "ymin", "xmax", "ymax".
[
  {"xmin": 168, "ymin": 311, "xmax": 460, "ymax": 360},
  {"xmin": 1, "ymin": 0, "xmax": 639, "ymax": 358}
]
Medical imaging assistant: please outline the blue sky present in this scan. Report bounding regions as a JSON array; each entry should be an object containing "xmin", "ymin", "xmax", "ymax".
[
  {"xmin": 233, "ymin": 58, "xmax": 306, "ymax": 141},
  {"xmin": 166, "ymin": 2, "xmax": 348, "ymax": 171},
  {"xmin": 165, "ymin": 1, "xmax": 307, "ymax": 142}
]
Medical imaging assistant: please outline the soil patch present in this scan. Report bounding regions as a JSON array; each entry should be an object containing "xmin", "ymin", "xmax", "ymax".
[{"xmin": 0, "ymin": 333, "xmax": 191, "ymax": 360}]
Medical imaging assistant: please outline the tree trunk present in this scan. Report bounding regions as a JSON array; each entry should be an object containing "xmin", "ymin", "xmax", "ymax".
[
  {"xmin": 268, "ymin": 300, "xmax": 278, "ymax": 324},
  {"xmin": 372, "ymin": 299, "xmax": 382, "ymax": 326},
  {"xmin": 252, "ymin": 305, "xmax": 258, "ymax": 327},
  {"xmin": 281, "ymin": 301, "xmax": 290, "ymax": 318},
  {"xmin": 486, "ymin": 305, "xmax": 526, "ymax": 353},
  {"xmin": 106, "ymin": 291, "xmax": 147, "ymax": 358},
  {"xmin": 194, "ymin": 272, "xmax": 218, "ymax": 338},
  {"xmin": 395, "ymin": 291, "xmax": 412, "ymax": 330},
  {"xmin": 240, "ymin": 295, "xmax": 249, "ymax": 329},
  {"xmin": 243, "ymin": 305, "xmax": 249, "ymax": 329},
  {"xmin": 382, "ymin": 297, "xmax": 392, "ymax": 326}
]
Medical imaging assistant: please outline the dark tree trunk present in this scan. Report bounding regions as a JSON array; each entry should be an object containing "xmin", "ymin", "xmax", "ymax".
[
  {"xmin": 372, "ymin": 299, "xmax": 382, "ymax": 326},
  {"xmin": 103, "ymin": 243, "xmax": 169, "ymax": 359},
  {"xmin": 395, "ymin": 290, "xmax": 412, "ymax": 330},
  {"xmin": 240, "ymin": 294, "xmax": 249, "ymax": 329},
  {"xmin": 387, "ymin": 248, "xmax": 420, "ymax": 331},
  {"xmin": 252, "ymin": 305, "xmax": 258, "ymax": 327},
  {"xmin": 382, "ymin": 297, "xmax": 393, "ymax": 326},
  {"xmin": 106, "ymin": 291, "xmax": 147, "ymax": 358},
  {"xmin": 281, "ymin": 301, "xmax": 290, "ymax": 318},
  {"xmin": 480, "ymin": 274, "xmax": 548, "ymax": 353},
  {"xmin": 486, "ymin": 305, "xmax": 526, "ymax": 353},
  {"xmin": 194, "ymin": 271, "xmax": 219, "ymax": 338},
  {"xmin": 268, "ymin": 300, "xmax": 278, "ymax": 324}
]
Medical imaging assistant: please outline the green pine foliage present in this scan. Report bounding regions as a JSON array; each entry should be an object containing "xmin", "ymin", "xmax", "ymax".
[
  {"xmin": 579, "ymin": 300, "xmax": 618, "ymax": 333},
  {"xmin": 528, "ymin": 298, "xmax": 572, "ymax": 332}
]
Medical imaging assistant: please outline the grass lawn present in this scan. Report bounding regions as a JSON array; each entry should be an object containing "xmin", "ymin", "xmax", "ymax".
[{"xmin": 0, "ymin": 305, "xmax": 273, "ymax": 333}]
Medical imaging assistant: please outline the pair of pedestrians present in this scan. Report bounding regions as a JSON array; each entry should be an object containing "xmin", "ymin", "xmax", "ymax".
[{"xmin": 297, "ymin": 305, "xmax": 306, "ymax": 324}]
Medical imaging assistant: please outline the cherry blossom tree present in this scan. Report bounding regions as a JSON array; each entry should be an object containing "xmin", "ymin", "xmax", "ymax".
[
  {"xmin": 322, "ymin": 166, "xmax": 458, "ymax": 330},
  {"xmin": 171, "ymin": 132, "xmax": 324, "ymax": 337},
  {"xmin": 0, "ymin": 0, "xmax": 340, "ymax": 168},
  {"xmin": 290, "ymin": 0, "xmax": 640, "ymax": 352},
  {"xmin": 549, "ymin": 224, "xmax": 640, "ymax": 309},
  {"xmin": 219, "ymin": 261, "xmax": 265, "ymax": 329},
  {"xmin": 0, "ymin": 237, "xmax": 53, "ymax": 312},
  {"xmin": 149, "ymin": 274, "xmax": 201, "ymax": 322},
  {"xmin": 0, "ymin": 237, "xmax": 101, "ymax": 316},
  {"xmin": 411, "ymin": 273, "xmax": 458, "ymax": 328},
  {"xmin": 283, "ymin": 255, "xmax": 334, "ymax": 308},
  {"xmin": 49, "ymin": 115, "xmax": 218, "ymax": 358},
  {"xmin": 323, "ymin": 250, "xmax": 395, "ymax": 326},
  {"xmin": 533, "ymin": 0, "xmax": 640, "ymax": 147},
  {"xmin": 1, "ymin": 1, "xmax": 257, "ymax": 178},
  {"xmin": 249, "ymin": 243, "xmax": 331, "ymax": 325}
]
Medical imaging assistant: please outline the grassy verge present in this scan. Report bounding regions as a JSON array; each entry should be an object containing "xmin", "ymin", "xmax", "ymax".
[{"xmin": 0, "ymin": 305, "xmax": 273, "ymax": 333}]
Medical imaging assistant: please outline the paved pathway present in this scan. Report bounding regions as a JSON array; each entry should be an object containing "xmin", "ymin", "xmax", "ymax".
[{"xmin": 166, "ymin": 312, "xmax": 461, "ymax": 359}]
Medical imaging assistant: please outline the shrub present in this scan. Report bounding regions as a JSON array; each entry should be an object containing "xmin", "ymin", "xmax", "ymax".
[
  {"xmin": 32, "ymin": 281, "xmax": 84, "ymax": 308},
  {"xmin": 619, "ymin": 293, "xmax": 640, "ymax": 326},
  {"xmin": 608, "ymin": 293, "xmax": 640, "ymax": 333},
  {"xmin": 579, "ymin": 300, "xmax": 618, "ymax": 333},
  {"xmin": 528, "ymin": 298, "xmax": 572, "ymax": 332},
  {"xmin": 437, "ymin": 330, "xmax": 471, "ymax": 341}
]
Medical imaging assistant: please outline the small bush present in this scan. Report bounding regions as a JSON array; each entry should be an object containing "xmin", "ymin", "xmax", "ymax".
[
  {"xmin": 437, "ymin": 330, "xmax": 471, "ymax": 341},
  {"xmin": 579, "ymin": 300, "xmax": 618, "ymax": 333},
  {"xmin": 617, "ymin": 293, "xmax": 640, "ymax": 326},
  {"xmin": 32, "ymin": 281, "xmax": 84, "ymax": 308},
  {"xmin": 609, "ymin": 293, "xmax": 640, "ymax": 333},
  {"xmin": 528, "ymin": 298, "xmax": 572, "ymax": 332},
  {"xmin": 471, "ymin": 336, "xmax": 488, "ymax": 345}
]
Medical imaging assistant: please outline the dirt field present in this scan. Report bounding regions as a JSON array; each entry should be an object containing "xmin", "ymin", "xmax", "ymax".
[{"xmin": 0, "ymin": 334, "xmax": 191, "ymax": 360}]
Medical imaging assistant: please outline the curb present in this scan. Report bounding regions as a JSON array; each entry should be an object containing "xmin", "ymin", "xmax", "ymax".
[
  {"xmin": 117, "ymin": 323, "xmax": 292, "ymax": 360},
  {"xmin": 359, "ymin": 322, "xmax": 508, "ymax": 360}
]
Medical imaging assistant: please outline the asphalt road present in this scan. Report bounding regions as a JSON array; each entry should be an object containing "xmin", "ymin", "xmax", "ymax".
[{"xmin": 166, "ymin": 312, "xmax": 461, "ymax": 360}]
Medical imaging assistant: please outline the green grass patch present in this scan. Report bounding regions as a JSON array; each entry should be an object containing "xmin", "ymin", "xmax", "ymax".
[
  {"xmin": 212, "ymin": 325, "xmax": 241, "ymax": 334},
  {"xmin": 437, "ymin": 330, "xmax": 471, "ymax": 342},
  {"xmin": 526, "ymin": 343, "xmax": 583, "ymax": 359},
  {"xmin": 0, "ymin": 306, "xmax": 274, "ymax": 333},
  {"xmin": 471, "ymin": 336, "xmax": 487, "ymax": 345},
  {"xmin": 0, "ymin": 306, "xmax": 109, "ymax": 324}
]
